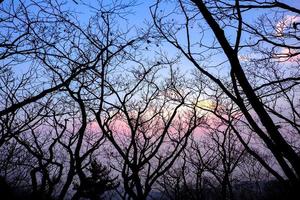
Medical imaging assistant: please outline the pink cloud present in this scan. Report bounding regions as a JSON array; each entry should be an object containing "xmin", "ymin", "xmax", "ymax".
[
  {"xmin": 275, "ymin": 15, "xmax": 300, "ymax": 37},
  {"xmin": 274, "ymin": 47, "xmax": 300, "ymax": 63}
]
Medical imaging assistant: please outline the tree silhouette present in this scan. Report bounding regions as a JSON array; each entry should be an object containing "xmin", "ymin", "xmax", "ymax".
[
  {"xmin": 151, "ymin": 0, "xmax": 300, "ymax": 194},
  {"xmin": 1, "ymin": 0, "xmax": 300, "ymax": 199},
  {"xmin": 73, "ymin": 159, "xmax": 119, "ymax": 200}
]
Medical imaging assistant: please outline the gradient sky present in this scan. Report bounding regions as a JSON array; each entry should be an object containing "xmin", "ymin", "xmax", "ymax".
[{"xmin": 6, "ymin": 0, "xmax": 300, "ymax": 82}]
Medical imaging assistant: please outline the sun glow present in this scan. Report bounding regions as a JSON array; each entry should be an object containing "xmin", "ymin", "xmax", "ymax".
[{"xmin": 196, "ymin": 99, "xmax": 216, "ymax": 110}]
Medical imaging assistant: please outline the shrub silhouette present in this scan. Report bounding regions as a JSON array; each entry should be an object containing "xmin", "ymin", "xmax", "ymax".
[{"xmin": 74, "ymin": 160, "xmax": 119, "ymax": 200}]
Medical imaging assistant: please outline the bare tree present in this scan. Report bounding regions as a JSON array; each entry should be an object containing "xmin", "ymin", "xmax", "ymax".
[
  {"xmin": 2, "ymin": 0, "xmax": 299, "ymax": 199},
  {"xmin": 91, "ymin": 62, "xmax": 204, "ymax": 200},
  {"xmin": 151, "ymin": 0, "xmax": 300, "ymax": 189},
  {"xmin": 0, "ymin": 0, "xmax": 142, "ymax": 199}
]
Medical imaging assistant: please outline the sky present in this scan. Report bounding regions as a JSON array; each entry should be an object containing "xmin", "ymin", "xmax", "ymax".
[
  {"xmin": 1, "ymin": 0, "xmax": 299, "ymax": 185},
  {"xmin": 5, "ymin": 0, "xmax": 299, "ymax": 79},
  {"xmin": 3, "ymin": 0, "xmax": 299, "ymax": 103}
]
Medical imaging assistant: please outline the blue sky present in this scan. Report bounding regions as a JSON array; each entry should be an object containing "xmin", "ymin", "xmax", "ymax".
[{"xmin": 5, "ymin": 0, "xmax": 300, "ymax": 79}]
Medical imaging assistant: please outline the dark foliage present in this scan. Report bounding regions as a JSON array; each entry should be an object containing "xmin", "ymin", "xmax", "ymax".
[{"xmin": 73, "ymin": 160, "xmax": 119, "ymax": 200}]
